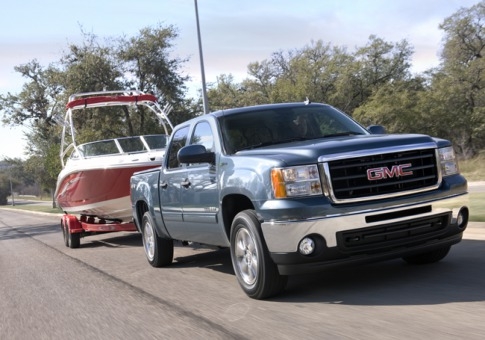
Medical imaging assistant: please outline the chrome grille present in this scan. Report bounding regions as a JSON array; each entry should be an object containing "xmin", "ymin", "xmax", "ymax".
[{"xmin": 325, "ymin": 148, "xmax": 438, "ymax": 202}]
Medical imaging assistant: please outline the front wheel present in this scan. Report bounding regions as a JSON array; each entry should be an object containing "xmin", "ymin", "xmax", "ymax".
[
  {"xmin": 142, "ymin": 212, "xmax": 173, "ymax": 267},
  {"xmin": 230, "ymin": 210, "xmax": 287, "ymax": 299},
  {"xmin": 402, "ymin": 245, "xmax": 451, "ymax": 265}
]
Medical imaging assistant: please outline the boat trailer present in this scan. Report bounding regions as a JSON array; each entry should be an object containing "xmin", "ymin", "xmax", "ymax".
[{"xmin": 61, "ymin": 214, "xmax": 137, "ymax": 248}]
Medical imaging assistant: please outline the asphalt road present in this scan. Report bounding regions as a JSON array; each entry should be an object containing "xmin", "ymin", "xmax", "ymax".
[{"xmin": 1, "ymin": 209, "xmax": 485, "ymax": 339}]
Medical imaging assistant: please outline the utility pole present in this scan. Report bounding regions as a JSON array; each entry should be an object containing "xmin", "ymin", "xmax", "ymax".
[{"xmin": 194, "ymin": 0, "xmax": 210, "ymax": 114}]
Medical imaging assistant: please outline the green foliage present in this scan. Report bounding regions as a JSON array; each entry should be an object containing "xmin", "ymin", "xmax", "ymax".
[
  {"xmin": 469, "ymin": 193, "xmax": 485, "ymax": 222},
  {"xmin": 117, "ymin": 24, "xmax": 188, "ymax": 103},
  {"xmin": 434, "ymin": 2, "xmax": 485, "ymax": 158},
  {"xmin": 208, "ymin": 36, "xmax": 414, "ymax": 117},
  {"xmin": 459, "ymin": 150, "xmax": 485, "ymax": 180}
]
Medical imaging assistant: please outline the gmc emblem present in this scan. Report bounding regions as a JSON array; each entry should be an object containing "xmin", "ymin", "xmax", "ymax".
[{"xmin": 367, "ymin": 163, "xmax": 413, "ymax": 181}]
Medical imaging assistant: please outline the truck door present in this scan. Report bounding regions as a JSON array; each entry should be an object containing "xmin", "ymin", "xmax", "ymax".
[
  {"xmin": 180, "ymin": 121, "xmax": 223, "ymax": 245},
  {"xmin": 159, "ymin": 126, "xmax": 189, "ymax": 234}
]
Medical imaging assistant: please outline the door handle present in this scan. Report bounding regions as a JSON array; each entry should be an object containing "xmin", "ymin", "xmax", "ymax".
[
  {"xmin": 160, "ymin": 181, "xmax": 168, "ymax": 189},
  {"xmin": 181, "ymin": 179, "xmax": 191, "ymax": 188}
]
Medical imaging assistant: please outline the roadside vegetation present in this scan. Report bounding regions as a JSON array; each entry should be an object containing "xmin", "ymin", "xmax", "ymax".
[
  {"xmin": 459, "ymin": 151, "xmax": 485, "ymax": 181},
  {"xmin": 1, "ymin": 2, "xmax": 485, "ymax": 207}
]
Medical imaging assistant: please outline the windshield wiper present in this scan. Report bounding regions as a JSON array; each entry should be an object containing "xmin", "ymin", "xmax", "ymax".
[
  {"xmin": 322, "ymin": 131, "xmax": 364, "ymax": 138},
  {"xmin": 269, "ymin": 137, "xmax": 310, "ymax": 146},
  {"xmin": 236, "ymin": 141, "xmax": 275, "ymax": 152},
  {"xmin": 235, "ymin": 133, "xmax": 363, "ymax": 152}
]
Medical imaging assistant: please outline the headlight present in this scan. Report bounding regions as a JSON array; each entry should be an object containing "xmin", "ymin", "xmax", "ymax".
[
  {"xmin": 438, "ymin": 146, "xmax": 459, "ymax": 176},
  {"xmin": 271, "ymin": 165, "xmax": 323, "ymax": 198}
]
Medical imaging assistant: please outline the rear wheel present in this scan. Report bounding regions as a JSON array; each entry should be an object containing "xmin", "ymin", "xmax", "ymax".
[
  {"xmin": 62, "ymin": 217, "xmax": 80, "ymax": 248},
  {"xmin": 67, "ymin": 229, "xmax": 80, "ymax": 249},
  {"xmin": 61, "ymin": 219, "xmax": 69, "ymax": 247},
  {"xmin": 402, "ymin": 245, "xmax": 451, "ymax": 265},
  {"xmin": 142, "ymin": 212, "xmax": 173, "ymax": 267},
  {"xmin": 230, "ymin": 210, "xmax": 287, "ymax": 299}
]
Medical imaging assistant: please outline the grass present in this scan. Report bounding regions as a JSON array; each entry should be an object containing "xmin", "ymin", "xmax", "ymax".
[
  {"xmin": 467, "ymin": 193, "xmax": 485, "ymax": 222},
  {"xmin": 2, "ymin": 204, "xmax": 63, "ymax": 214},
  {"xmin": 459, "ymin": 151, "xmax": 485, "ymax": 182}
]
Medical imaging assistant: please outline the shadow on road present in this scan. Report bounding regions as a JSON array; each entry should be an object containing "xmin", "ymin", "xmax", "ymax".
[
  {"xmin": 172, "ymin": 247, "xmax": 234, "ymax": 275},
  {"xmin": 276, "ymin": 238, "xmax": 485, "ymax": 305},
  {"xmin": 0, "ymin": 224, "xmax": 60, "ymax": 241},
  {"xmin": 79, "ymin": 233, "xmax": 142, "ymax": 248},
  {"xmin": 135, "ymin": 237, "xmax": 485, "ymax": 306},
  {"xmin": 131, "ymin": 237, "xmax": 485, "ymax": 307}
]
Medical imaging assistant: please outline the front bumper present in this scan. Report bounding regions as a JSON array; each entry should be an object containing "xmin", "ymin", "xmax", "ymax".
[{"xmin": 260, "ymin": 193, "xmax": 469, "ymax": 275}]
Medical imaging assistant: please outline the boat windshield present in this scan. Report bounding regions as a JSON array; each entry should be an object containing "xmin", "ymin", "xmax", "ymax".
[
  {"xmin": 143, "ymin": 134, "xmax": 168, "ymax": 150},
  {"xmin": 70, "ymin": 134, "xmax": 169, "ymax": 160},
  {"xmin": 76, "ymin": 140, "xmax": 119, "ymax": 158},
  {"xmin": 220, "ymin": 104, "xmax": 368, "ymax": 154}
]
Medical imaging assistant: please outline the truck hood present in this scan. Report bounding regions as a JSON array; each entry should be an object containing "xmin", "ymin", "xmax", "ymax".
[{"xmin": 235, "ymin": 134, "xmax": 446, "ymax": 166}]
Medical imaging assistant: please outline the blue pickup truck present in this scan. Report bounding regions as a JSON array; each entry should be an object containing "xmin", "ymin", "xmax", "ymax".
[{"xmin": 130, "ymin": 102, "xmax": 469, "ymax": 299}]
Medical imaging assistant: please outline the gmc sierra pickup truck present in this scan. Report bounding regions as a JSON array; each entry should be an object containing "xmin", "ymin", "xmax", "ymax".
[{"xmin": 130, "ymin": 102, "xmax": 469, "ymax": 299}]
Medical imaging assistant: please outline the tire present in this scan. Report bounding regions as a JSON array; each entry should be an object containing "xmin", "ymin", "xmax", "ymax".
[
  {"xmin": 402, "ymin": 245, "xmax": 451, "ymax": 265},
  {"xmin": 142, "ymin": 212, "xmax": 173, "ymax": 267},
  {"xmin": 61, "ymin": 219, "xmax": 69, "ymax": 247},
  {"xmin": 230, "ymin": 210, "xmax": 287, "ymax": 299},
  {"xmin": 67, "ymin": 229, "xmax": 80, "ymax": 249},
  {"xmin": 62, "ymin": 217, "xmax": 80, "ymax": 248}
]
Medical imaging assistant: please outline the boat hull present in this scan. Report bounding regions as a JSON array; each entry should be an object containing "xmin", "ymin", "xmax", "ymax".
[{"xmin": 56, "ymin": 161, "xmax": 160, "ymax": 222}]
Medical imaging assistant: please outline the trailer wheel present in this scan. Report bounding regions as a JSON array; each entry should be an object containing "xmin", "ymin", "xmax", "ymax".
[
  {"xmin": 230, "ymin": 210, "xmax": 287, "ymax": 299},
  {"xmin": 67, "ymin": 229, "xmax": 80, "ymax": 249},
  {"xmin": 402, "ymin": 245, "xmax": 451, "ymax": 265},
  {"xmin": 61, "ymin": 219, "xmax": 69, "ymax": 247},
  {"xmin": 142, "ymin": 212, "xmax": 173, "ymax": 267},
  {"xmin": 62, "ymin": 216, "xmax": 80, "ymax": 249}
]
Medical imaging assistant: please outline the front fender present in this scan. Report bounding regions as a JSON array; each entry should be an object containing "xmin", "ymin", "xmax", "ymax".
[{"xmin": 220, "ymin": 156, "xmax": 280, "ymax": 210}]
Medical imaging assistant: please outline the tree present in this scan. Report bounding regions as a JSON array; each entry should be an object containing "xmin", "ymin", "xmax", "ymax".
[
  {"xmin": 353, "ymin": 77, "xmax": 428, "ymax": 133},
  {"xmin": 0, "ymin": 159, "xmax": 24, "ymax": 205},
  {"xmin": 433, "ymin": 1, "xmax": 485, "ymax": 158},
  {"xmin": 0, "ymin": 173, "xmax": 8, "ymax": 205},
  {"xmin": 117, "ymin": 24, "xmax": 197, "ymax": 126},
  {"xmin": 207, "ymin": 36, "xmax": 414, "ymax": 117}
]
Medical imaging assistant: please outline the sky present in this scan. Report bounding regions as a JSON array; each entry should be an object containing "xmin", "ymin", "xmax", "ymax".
[{"xmin": 0, "ymin": 0, "xmax": 481, "ymax": 160}]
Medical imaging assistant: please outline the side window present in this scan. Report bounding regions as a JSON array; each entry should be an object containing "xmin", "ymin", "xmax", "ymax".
[
  {"xmin": 166, "ymin": 126, "xmax": 190, "ymax": 169},
  {"xmin": 190, "ymin": 121, "xmax": 214, "ymax": 152}
]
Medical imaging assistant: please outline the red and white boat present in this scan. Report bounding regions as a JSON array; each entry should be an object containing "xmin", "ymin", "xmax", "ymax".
[{"xmin": 54, "ymin": 90, "xmax": 173, "ymax": 247}]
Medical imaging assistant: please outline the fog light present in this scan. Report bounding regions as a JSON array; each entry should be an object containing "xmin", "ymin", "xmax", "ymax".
[
  {"xmin": 457, "ymin": 213, "xmax": 464, "ymax": 226},
  {"xmin": 457, "ymin": 207, "xmax": 469, "ymax": 229},
  {"xmin": 299, "ymin": 237, "xmax": 315, "ymax": 255}
]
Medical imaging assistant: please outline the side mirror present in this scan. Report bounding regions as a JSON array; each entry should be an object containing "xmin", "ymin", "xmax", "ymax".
[
  {"xmin": 178, "ymin": 144, "xmax": 215, "ymax": 164},
  {"xmin": 367, "ymin": 125, "xmax": 387, "ymax": 134}
]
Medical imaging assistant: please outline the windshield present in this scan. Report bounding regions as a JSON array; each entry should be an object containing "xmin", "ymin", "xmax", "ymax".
[
  {"xmin": 220, "ymin": 104, "xmax": 368, "ymax": 154},
  {"xmin": 70, "ymin": 134, "xmax": 169, "ymax": 159}
]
